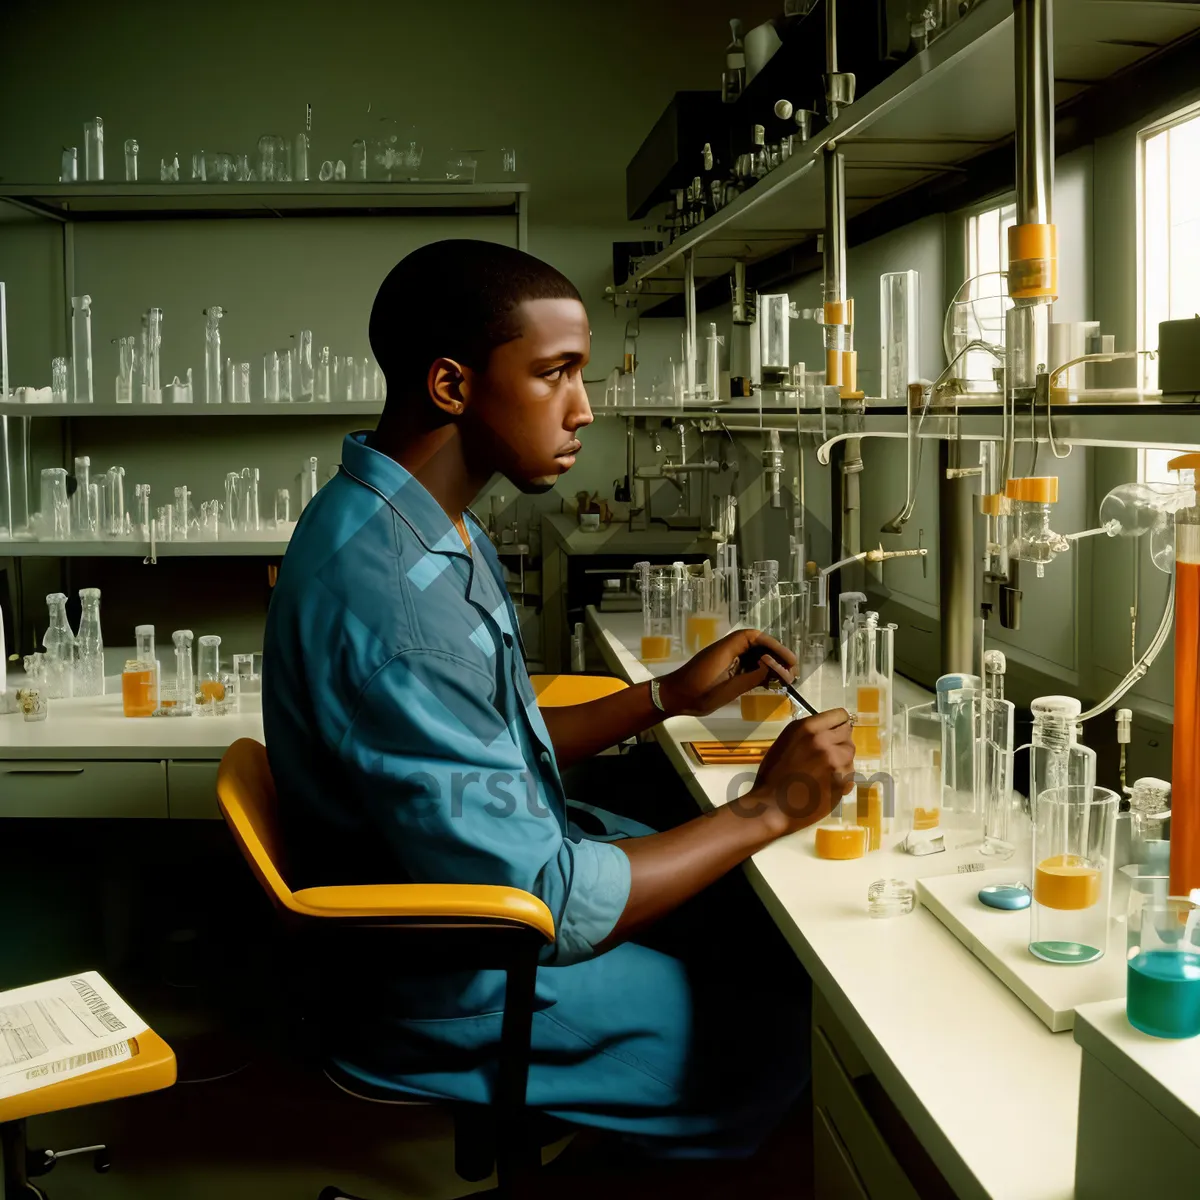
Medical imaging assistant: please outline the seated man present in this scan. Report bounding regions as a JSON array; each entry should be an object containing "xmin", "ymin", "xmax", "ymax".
[{"xmin": 263, "ymin": 239, "xmax": 854, "ymax": 1163}]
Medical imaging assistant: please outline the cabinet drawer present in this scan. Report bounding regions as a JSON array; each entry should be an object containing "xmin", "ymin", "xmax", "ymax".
[
  {"xmin": 813, "ymin": 1025, "xmax": 920, "ymax": 1200},
  {"xmin": 814, "ymin": 1104, "xmax": 870, "ymax": 1200},
  {"xmin": 167, "ymin": 760, "xmax": 221, "ymax": 820},
  {"xmin": 0, "ymin": 760, "xmax": 167, "ymax": 818}
]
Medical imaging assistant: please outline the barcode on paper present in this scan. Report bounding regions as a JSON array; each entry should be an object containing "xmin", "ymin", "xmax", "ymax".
[
  {"xmin": 68, "ymin": 978, "xmax": 127, "ymax": 1034},
  {"xmin": 23, "ymin": 1041, "xmax": 128, "ymax": 1082}
]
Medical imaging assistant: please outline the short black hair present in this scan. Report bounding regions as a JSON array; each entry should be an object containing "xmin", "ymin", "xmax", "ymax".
[{"xmin": 369, "ymin": 239, "xmax": 582, "ymax": 407}]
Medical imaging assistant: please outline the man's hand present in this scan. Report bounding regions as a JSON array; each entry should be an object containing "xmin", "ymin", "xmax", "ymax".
[
  {"xmin": 735, "ymin": 708, "xmax": 855, "ymax": 836},
  {"xmin": 657, "ymin": 628, "xmax": 797, "ymax": 718}
]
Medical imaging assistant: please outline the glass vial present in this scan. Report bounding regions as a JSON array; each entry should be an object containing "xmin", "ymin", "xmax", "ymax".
[
  {"xmin": 124, "ymin": 138, "xmax": 138, "ymax": 181},
  {"xmin": 115, "ymin": 335, "xmax": 135, "ymax": 403},
  {"xmin": 76, "ymin": 587, "xmax": 104, "ymax": 697},
  {"xmin": 84, "ymin": 118, "xmax": 104, "ymax": 181},
  {"xmin": 71, "ymin": 295, "xmax": 93, "ymax": 403},
  {"xmin": 60, "ymin": 147, "xmax": 78, "ymax": 183},
  {"xmin": 169, "ymin": 630, "xmax": 195, "ymax": 714}
]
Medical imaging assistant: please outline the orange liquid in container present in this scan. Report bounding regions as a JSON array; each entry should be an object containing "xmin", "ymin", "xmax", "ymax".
[
  {"xmin": 1171, "ymin": 559, "xmax": 1200, "ymax": 898},
  {"xmin": 852, "ymin": 724, "xmax": 882, "ymax": 759},
  {"xmin": 1035, "ymin": 855, "xmax": 1101, "ymax": 910},
  {"xmin": 855, "ymin": 782, "xmax": 884, "ymax": 850},
  {"xmin": 815, "ymin": 825, "xmax": 868, "ymax": 860},
  {"xmin": 200, "ymin": 680, "xmax": 226, "ymax": 703},
  {"xmin": 641, "ymin": 635, "xmax": 672, "ymax": 662},
  {"xmin": 856, "ymin": 685, "xmax": 882, "ymax": 720},
  {"xmin": 913, "ymin": 806, "xmax": 940, "ymax": 831},
  {"xmin": 122, "ymin": 668, "xmax": 157, "ymax": 718},
  {"xmin": 740, "ymin": 691, "xmax": 791, "ymax": 722},
  {"xmin": 685, "ymin": 615, "xmax": 720, "ymax": 653}
]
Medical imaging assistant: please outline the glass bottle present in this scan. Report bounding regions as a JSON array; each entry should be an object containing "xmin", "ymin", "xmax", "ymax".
[
  {"xmin": 196, "ymin": 634, "xmax": 224, "ymax": 714},
  {"xmin": 43, "ymin": 592, "xmax": 77, "ymax": 699},
  {"xmin": 166, "ymin": 630, "xmax": 194, "ymax": 714},
  {"xmin": 124, "ymin": 138, "xmax": 138, "ymax": 181},
  {"xmin": 122, "ymin": 625, "xmax": 158, "ymax": 717},
  {"xmin": 1129, "ymin": 776, "xmax": 1172, "ymax": 876},
  {"xmin": 1029, "ymin": 696, "xmax": 1096, "ymax": 818},
  {"xmin": 76, "ymin": 587, "xmax": 104, "ymax": 697}
]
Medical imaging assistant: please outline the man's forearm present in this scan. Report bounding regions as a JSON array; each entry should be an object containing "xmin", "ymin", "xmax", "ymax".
[
  {"xmin": 541, "ymin": 680, "xmax": 666, "ymax": 769},
  {"xmin": 597, "ymin": 796, "xmax": 785, "ymax": 950}
]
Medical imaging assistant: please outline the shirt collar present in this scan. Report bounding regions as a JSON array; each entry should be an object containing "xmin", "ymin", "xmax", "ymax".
[{"xmin": 341, "ymin": 431, "xmax": 476, "ymax": 558}]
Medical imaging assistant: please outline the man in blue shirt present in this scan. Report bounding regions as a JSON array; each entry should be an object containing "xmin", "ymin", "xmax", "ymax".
[{"xmin": 263, "ymin": 240, "xmax": 854, "ymax": 1167}]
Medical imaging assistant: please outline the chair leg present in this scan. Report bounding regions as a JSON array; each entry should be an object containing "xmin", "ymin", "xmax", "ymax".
[
  {"xmin": 452, "ymin": 1105, "xmax": 496, "ymax": 1183},
  {"xmin": 2, "ymin": 1119, "xmax": 48, "ymax": 1199}
]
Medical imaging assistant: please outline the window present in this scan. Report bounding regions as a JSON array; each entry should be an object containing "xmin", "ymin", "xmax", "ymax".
[
  {"xmin": 1138, "ymin": 448, "xmax": 1178, "ymax": 485},
  {"xmin": 1139, "ymin": 105, "xmax": 1200, "ymax": 390},
  {"xmin": 961, "ymin": 201, "xmax": 1017, "ymax": 384}
]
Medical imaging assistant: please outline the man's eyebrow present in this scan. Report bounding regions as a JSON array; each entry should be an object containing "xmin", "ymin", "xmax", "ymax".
[{"xmin": 531, "ymin": 350, "xmax": 588, "ymax": 367}]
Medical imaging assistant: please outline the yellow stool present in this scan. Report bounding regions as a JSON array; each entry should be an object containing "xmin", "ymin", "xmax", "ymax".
[{"xmin": 0, "ymin": 1028, "xmax": 175, "ymax": 1198}]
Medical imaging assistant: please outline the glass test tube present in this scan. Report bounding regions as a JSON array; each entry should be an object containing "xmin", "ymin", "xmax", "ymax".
[
  {"xmin": 1030, "ymin": 786, "xmax": 1119, "ymax": 964},
  {"xmin": 144, "ymin": 308, "xmax": 162, "ymax": 403},
  {"xmin": 124, "ymin": 138, "xmax": 138, "ymax": 181},
  {"xmin": 204, "ymin": 306, "xmax": 224, "ymax": 403},
  {"xmin": 847, "ymin": 613, "xmax": 896, "ymax": 839},
  {"xmin": 116, "ymin": 335, "xmax": 135, "ymax": 403},
  {"xmin": 980, "ymin": 697, "xmax": 1017, "ymax": 859},
  {"xmin": 71, "ymin": 295, "xmax": 93, "ymax": 403},
  {"xmin": 123, "ymin": 625, "xmax": 158, "ymax": 717}
]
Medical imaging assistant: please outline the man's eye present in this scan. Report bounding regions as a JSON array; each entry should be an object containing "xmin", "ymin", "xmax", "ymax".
[{"xmin": 542, "ymin": 367, "xmax": 565, "ymax": 382}]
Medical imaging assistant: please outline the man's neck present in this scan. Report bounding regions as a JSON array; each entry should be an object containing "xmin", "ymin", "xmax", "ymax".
[{"xmin": 371, "ymin": 415, "xmax": 488, "ymax": 528}]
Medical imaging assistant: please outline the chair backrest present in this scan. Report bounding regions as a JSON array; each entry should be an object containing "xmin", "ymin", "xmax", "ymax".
[{"xmin": 216, "ymin": 738, "xmax": 300, "ymax": 918}]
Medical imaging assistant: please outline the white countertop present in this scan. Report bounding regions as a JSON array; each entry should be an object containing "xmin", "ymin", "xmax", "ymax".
[
  {"xmin": 587, "ymin": 607, "xmax": 1081, "ymax": 1200},
  {"xmin": 541, "ymin": 512, "xmax": 716, "ymax": 556},
  {"xmin": 0, "ymin": 690, "xmax": 263, "ymax": 759},
  {"xmin": 1074, "ymin": 998, "xmax": 1200, "ymax": 1147}
]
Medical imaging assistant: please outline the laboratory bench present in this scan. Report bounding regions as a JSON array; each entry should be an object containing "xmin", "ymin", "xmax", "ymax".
[
  {"xmin": 0, "ymin": 690, "xmax": 260, "ymax": 819},
  {"xmin": 586, "ymin": 606, "xmax": 1083, "ymax": 1200}
]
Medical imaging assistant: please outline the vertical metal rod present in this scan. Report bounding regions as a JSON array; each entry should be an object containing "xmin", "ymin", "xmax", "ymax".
[
  {"xmin": 1014, "ymin": 0, "xmax": 1054, "ymax": 228},
  {"xmin": 939, "ymin": 440, "xmax": 975, "ymax": 674},
  {"xmin": 825, "ymin": 0, "xmax": 840, "ymax": 121},
  {"xmin": 684, "ymin": 249, "xmax": 697, "ymax": 399},
  {"xmin": 823, "ymin": 149, "xmax": 847, "ymax": 307}
]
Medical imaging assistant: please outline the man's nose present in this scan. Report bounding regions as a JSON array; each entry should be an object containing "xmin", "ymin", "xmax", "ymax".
[{"xmin": 567, "ymin": 377, "xmax": 593, "ymax": 430}]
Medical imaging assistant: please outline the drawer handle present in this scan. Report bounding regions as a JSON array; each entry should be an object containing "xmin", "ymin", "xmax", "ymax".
[{"xmin": 4, "ymin": 768, "xmax": 86, "ymax": 776}]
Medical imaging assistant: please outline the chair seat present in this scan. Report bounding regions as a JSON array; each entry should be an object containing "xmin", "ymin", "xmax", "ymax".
[{"xmin": 0, "ymin": 1029, "xmax": 176, "ymax": 1125}]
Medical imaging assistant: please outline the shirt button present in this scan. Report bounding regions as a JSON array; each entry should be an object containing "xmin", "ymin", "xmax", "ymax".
[{"xmin": 539, "ymin": 750, "xmax": 551, "ymax": 764}]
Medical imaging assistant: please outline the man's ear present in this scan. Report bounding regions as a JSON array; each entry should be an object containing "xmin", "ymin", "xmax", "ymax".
[{"xmin": 428, "ymin": 357, "xmax": 470, "ymax": 417}]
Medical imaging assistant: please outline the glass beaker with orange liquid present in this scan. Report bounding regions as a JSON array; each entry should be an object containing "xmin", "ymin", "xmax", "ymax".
[
  {"xmin": 845, "ymin": 610, "xmax": 895, "ymax": 775},
  {"xmin": 635, "ymin": 562, "xmax": 686, "ymax": 664},
  {"xmin": 681, "ymin": 564, "xmax": 728, "ymax": 655},
  {"xmin": 122, "ymin": 624, "xmax": 158, "ymax": 717},
  {"xmin": 1030, "ymin": 785, "xmax": 1118, "ymax": 964},
  {"xmin": 196, "ymin": 634, "xmax": 225, "ymax": 715}
]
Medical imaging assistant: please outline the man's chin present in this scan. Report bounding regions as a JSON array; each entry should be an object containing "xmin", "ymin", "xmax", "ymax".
[{"xmin": 512, "ymin": 474, "xmax": 559, "ymax": 496}]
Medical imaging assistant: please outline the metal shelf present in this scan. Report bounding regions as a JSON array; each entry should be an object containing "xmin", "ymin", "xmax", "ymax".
[
  {"xmin": 0, "ymin": 182, "xmax": 528, "ymax": 222},
  {"xmin": 616, "ymin": 0, "xmax": 1200, "ymax": 295},
  {"xmin": 0, "ymin": 539, "xmax": 290, "ymax": 557},
  {"xmin": 0, "ymin": 401, "xmax": 384, "ymax": 418}
]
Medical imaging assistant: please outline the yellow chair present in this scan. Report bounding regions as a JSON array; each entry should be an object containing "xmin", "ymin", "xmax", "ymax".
[
  {"xmin": 0, "ymin": 1028, "xmax": 175, "ymax": 1199},
  {"xmin": 216, "ymin": 738, "xmax": 558, "ymax": 1199}
]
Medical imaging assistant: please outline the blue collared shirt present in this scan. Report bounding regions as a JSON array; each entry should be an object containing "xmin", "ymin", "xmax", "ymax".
[{"xmin": 263, "ymin": 433, "xmax": 631, "ymax": 1012}]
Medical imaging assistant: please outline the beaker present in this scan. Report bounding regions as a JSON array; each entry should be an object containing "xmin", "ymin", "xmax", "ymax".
[
  {"xmin": 846, "ymin": 612, "xmax": 895, "ymax": 773},
  {"xmin": 879, "ymin": 270, "xmax": 920, "ymax": 405},
  {"xmin": 196, "ymin": 634, "xmax": 224, "ymax": 714},
  {"xmin": 814, "ymin": 809, "xmax": 869, "ymax": 860},
  {"xmin": 635, "ymin": 561, "xmax": 677, "ymax": 663},
  {"xmin": 1126, "ymin": 886, "xmax": 1200, "ymax": 1039},
  {"xmin": 682, "ymin": 567, "xmax": 728, "ymax": 654},
  {"xmin": 122, "ymin": 625, "xmax": 158, "ymax": 717},
  {"xmin": 1030, "ymin": 785, "xmax": 1118, "ymax": 964},
  {"xmin": 901, "ymin": 701, "xmax": 945, "ymax": 854}
]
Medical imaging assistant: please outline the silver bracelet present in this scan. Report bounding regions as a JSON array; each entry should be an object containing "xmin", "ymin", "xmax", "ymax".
[{"xmin": 650, "ymin": 677, "xmax": 666, "ymax": 713}]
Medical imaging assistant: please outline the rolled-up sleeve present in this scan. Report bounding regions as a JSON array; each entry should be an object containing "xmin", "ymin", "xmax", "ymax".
[{"xmin": 340, "ymin": 649, "xmax": 631, "ymax": 965}]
